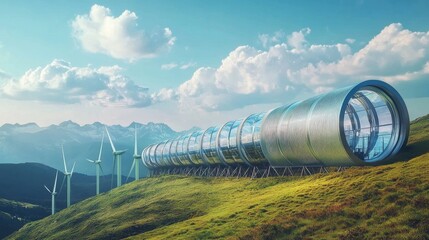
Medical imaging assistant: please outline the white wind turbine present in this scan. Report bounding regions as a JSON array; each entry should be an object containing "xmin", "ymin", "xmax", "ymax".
[
  {"xmin": 87, "ymin": 133, "xmax": 104, "ymax": 195},
  {"xmin": 62, "ymin": 146, "xmax": 76, "ymax": 208},
  {"xmin": 126, "ymin": 125, "xmax": 142, "ymax": 182},
  {"xmin": 105, "ymin": 126, "xmax": 126, "ymax": 187},
  {"xmin": 44, "ymin": 170, "xmax": 58, "ymax": 215}
]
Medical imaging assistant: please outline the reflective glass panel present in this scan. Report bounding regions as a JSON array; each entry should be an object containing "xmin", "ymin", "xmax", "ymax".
[
  {"xmin": 240, "ymin": 113, "xmax": 266, "ymax": 164},
  {"xmin": 202, "ymin": 127, "xmax": 218, "ymax": 164},
  {"xmin": 228, "ymin": 120, "xmax": 243, "ymax": 164},
  {"xmin": 188, "ymin": 131, "xmax": 204, "ymax": 164}
]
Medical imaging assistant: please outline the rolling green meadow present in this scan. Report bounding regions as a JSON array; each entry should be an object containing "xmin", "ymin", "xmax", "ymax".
[{"xmin": 8, "ymin": 114, "xmax": 429, "ymax": 239}]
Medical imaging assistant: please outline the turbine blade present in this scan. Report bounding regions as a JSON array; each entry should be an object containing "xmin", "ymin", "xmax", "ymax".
[
  {"xmin": 98, "ymin": 132, "xmax": 104, "ymax": 161},
  {"xmin": 44, "ymin": 185, "xmax": 52, "ymax": 194},
  {"xmin": 62, "ymin": 145, "xmax": 68, "ymax": 173},
  {"xmin": 105, "ymin": 126, "xmax": 116, "ymax": 152},
  {"xmin": 134, "ymin": 125, "xmax": 138, "ymax": 155},
  {"xmin": 87, "ymin": 159, "xmax": 95, "ymax": 163},
  {"xmin": 126, "ymin": 160, "xmax": 136, "ymax": 183},
  {"xmin": 70, "ymin": 162, "xmax": 76, "ymax": 178},
  {"xmin": 53, "ymin": 170, "xmax": 58, "ymax": 192},
  {"xmin": 58, "ymin": 175, "xmax": 66, "ymax": 194},
  {"xmin": 99, "ymin": 163, "xmax": 104, "ymax": 175}
]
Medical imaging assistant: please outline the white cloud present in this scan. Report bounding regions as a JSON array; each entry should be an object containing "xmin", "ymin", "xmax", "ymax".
[
  {"xmin": 161, "ymin": 23, "xmax": 429, "ymax": 111},
  {"xmin": 0, "ymin": 60, "xmax": 153, "ymax": 107},
  {"xmin": 161, "ymin": 62, "xmax": 196, "ymax": 70},
  {"xmin": 3, "ymin": 23, "xmax": 427, "ymax": 119},
  {"xmin": 161, "ymin": 63, "xmax": 178, "ymax": 70},
  {"xmin": 151, "ymin": 88, "xmax": 177, "ymax": 103},
  {"xmin": 179, "ymin": 62, "xmax": 196, "ymax": 70},
  {"xmin": 258, "ymin": 31, "xmax": 285, "ymax": 48},
  {"xmin": 72, "ymin": 4, "xmax": 176, "ymax": 61},
  {"xmin": 287, "ymin": 28, "xmax": 311, "ymax": 50},
  {"xmin": 295, "ymin": 23, "xmax": 429, "ymax": 85},
  {"xmin": 345, "ymin": 38, "xmax": 356, "ymax": 44}
]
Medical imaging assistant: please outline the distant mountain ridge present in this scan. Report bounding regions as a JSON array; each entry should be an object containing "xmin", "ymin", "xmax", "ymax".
[{"xmin": 0, "ymin": 121, "xmax": 199, "ymax": 176}]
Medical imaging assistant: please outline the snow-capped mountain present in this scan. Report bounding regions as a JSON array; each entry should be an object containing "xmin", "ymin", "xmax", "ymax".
[{"xmin": 0, "ymin": 121, "xmax": 199, "ymax": 176}]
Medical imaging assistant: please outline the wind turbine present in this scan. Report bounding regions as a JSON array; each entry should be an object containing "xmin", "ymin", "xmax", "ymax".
[
  {"xmin": 126, "ymin": 125, "xmax": 141, "ymax": 182},
  {"xmin": 62, "ymin": 146, "xmax": 76, "ymax": 208},
  {"xmin": 44, "ymin": 170, "xmax": 58, "ymax": 215},
  {"xmin": 105, "ymin": 126, "xmax": 126, "ymax": 187},
  {"xmin": 87, "ymin": 133, "xmax": 104, "ymax": 195}
]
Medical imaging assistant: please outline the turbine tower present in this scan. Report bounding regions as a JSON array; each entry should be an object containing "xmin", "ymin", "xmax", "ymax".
[
  {"xmin": 127, "ymin": 125, "xmax": 142, "ymax": 182},
  {"xmin": 62, "ymin": 146, "xmax": 76, "ymax": 208},
  {"xmin": 44, "ymin": 170, "xmax": 58, "ymax": 215},
  {"xmin": 87, "ymin": 133, "xmax": 104, "ymax": 195},
  {"xmin": 105, "ymin": 126, "xmax": 126, "ymax": 187}
]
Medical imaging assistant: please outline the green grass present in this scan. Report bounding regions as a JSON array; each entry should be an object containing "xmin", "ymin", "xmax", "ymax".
[
  {"xmin": 0, "ymin": 198, "xmax": 48, "ymax": 239},
  {"xmin": 8, "ymin": 114, "xmax": 429, "ymax": 240},
  {"xmin": 0, "ymin": 198, "xmax": 42, "ymax": 210}
]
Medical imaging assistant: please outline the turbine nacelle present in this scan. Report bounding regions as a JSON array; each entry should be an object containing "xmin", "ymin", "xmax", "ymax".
[
  {"xmin": 62, "ymin": 145, "xmax": 76, "ymax": 176},
  {"xmin": 114, "ymin": 150, "xmax": 127, "ymax": 156},
  {"xmin": 44, "ymin": 186, "xmax": 57, "ymax": 195},
  {"xmin": 87, "ymin": 159, "xmax": 102, "ymax": 164},
  {"xmin": 64, "ymin": 162, "xmax": 76, "ymax": 177},
  {"xmin": 44, "ymin": 170, "xmax": 58, "ymax": 195}
]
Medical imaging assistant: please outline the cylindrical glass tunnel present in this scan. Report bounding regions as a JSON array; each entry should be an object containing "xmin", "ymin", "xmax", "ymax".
[{"xmin": 142, "ymin": 80, "xmax": 409, "ymax": 169}]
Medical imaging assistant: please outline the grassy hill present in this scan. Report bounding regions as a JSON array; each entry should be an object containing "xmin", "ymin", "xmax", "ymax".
[
  {"xmin": 8, "ymin": 114, "xmax": 429, "ymax": 239},
  {"xmin": 0, "ymin": 198, "xmax": 48, "ymax": 239}
]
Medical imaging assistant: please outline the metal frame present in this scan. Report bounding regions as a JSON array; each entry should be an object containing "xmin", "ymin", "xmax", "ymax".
[{"xmin": 149, "ymin": 166, "xmax": 348, "ymax": 178}]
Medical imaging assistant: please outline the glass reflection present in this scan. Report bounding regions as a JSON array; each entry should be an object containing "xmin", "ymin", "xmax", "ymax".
[{"xmin": 343, "ymin": 88, "xmax": 397, "ymax": 162}]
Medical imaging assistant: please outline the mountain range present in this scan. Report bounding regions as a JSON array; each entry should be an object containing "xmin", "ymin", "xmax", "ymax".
[{"xmin": 0, "ymin": 121, "xmax": 199, "ymax": 176}]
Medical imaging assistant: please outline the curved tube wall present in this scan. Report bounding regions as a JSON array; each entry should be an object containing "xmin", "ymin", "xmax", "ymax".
[{"xmin": 142, "ymin": 80, "xmax": 409, "ymax": 169}]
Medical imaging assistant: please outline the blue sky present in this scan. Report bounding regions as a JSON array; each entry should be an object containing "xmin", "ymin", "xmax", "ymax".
[{"xmin": 0, "ymin": 0, "xmax": 428, "ymax": 130}]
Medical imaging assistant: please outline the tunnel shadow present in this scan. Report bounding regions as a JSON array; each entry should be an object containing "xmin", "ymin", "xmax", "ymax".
[{"xmin": 391, "ymin": 139, "xmax": 429, "ymax": 162}]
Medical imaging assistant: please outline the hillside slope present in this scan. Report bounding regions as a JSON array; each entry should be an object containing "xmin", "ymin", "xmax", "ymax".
[
  {"xmin": 0, "ymin": 198, "xmax": 47, "ymax": 239},
  {"xmin": 8, "ymin": 114, "xmax": 429, "ymax": 239}
]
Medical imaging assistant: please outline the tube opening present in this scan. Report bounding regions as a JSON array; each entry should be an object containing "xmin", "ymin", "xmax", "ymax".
[{"xmin": 342, "ymin": 86, "xmax": 400, "ymax": 163}]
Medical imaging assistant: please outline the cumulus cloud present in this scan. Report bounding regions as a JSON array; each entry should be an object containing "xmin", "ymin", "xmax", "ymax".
[
  {"xmin": 72, "ymin": 4, "xmax": 176, "ymax": 61},
  {"xmin": 258, "ymin": 31, "xmax": 285, "ymax": 48},
  {"xmin": 294, "ymin": 23, "xmax": 429, "ymax": 85},
  {"xmin": 161, "ymin": 23, "xmax": 429, "ymax": 111},
  {"xmin": 151, "ymin": 88, "xmax": 178, "ymax": 103},
  {"xmin": 0, "ymin": 60, "xmax": 152, "ymax": 107}
]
